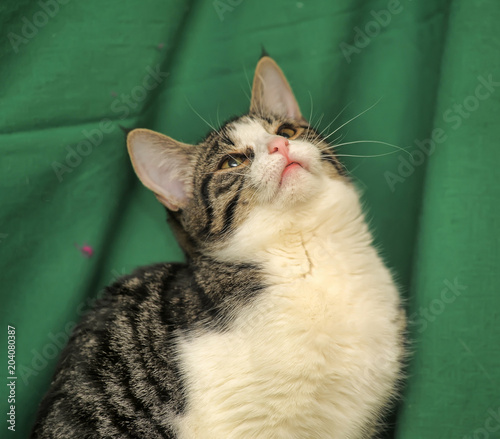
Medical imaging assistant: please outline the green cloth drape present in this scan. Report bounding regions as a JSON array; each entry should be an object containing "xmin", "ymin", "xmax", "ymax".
[{"xmin": 1, "ymin": 0, "xmax": 498, "ymax": 437}]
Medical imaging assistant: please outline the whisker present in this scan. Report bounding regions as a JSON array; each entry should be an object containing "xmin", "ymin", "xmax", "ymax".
[
  {"xmin": 324, "ymin": 98, "xmax": 382, "ymax": 140},
  {"xmin": 316, "ymin": 101, "xmax": 353, "ymax": 139},
  {"xmin": 345, "ymin": 160, "xmax": 365, "ymax": 176},
  {"xmin": 332, "ymin": 151, "xmax": 400, "ymax": 158},
  {"xmin": 242, "ymin": 61, "xmax": 252, "ymax": 104},
  {"xmin": 240, "ymin": 85, "xmax": 251, "ymax": 103},
  {"xmin": 308, "ymin": 91, "xmax": 314, "ymax": 126},
  {"xmin": 305, "ymin": 102, "xmax": 351, "ymax": 147},
  {"xmin": 325, "ymin": 133, "xmax": 345, "ymax": 146},
  {"xmin": 185, "ymin": 98, "xmax": 218, "ymax": 132},
  {"xmin": 314, "ymin": 113, "xmax": 325, "ymax": 131},
  {"xmin": 331, "ymin": 140, "xmax": 412, "ymax": 157},
  {"xmin": 305, "ymin": 113, "xmax": 325, "ymax": 144},
  {"xmin": 216, "ymin": 103, "xmax": 222, "ymax": 130},
  {"xmin": 200, "ymin": 170, "xmax": 249, "ymax": 177}
]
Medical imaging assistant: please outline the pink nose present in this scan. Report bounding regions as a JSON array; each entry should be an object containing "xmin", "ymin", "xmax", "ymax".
[{"xmin": 267, "ymin": 137, "xmax": 290, "ymax": 158}]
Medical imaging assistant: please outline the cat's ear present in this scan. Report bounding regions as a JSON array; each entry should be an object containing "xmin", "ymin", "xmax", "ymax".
[
  {"xmin": 127, "ymin": 129, "xmax": 195, "ymax": 211},
  {"xmin": 250, "ymin": 56, "xmax": 306, "ymax": 124}
]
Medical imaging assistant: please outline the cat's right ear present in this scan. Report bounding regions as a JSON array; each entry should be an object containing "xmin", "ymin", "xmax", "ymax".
[{"xmin": 127, "ymin": 129, "xmax": 195, "ymax": 211}]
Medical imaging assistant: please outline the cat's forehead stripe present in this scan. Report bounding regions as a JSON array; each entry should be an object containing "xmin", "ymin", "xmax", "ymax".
[{"xmin": 202, "ymin": 117, "xmax": 248, "ymax": 152}]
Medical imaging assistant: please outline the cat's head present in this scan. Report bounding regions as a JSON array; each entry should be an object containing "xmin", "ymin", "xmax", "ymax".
[{"xmin": 127, "ymin": 56, "xmax": 348, "ymax": 258}]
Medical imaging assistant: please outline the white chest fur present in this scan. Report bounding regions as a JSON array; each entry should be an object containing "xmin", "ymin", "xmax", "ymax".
[{"xmin": 174, "ymin": 182, "xmax": 405, "ymax": 439}]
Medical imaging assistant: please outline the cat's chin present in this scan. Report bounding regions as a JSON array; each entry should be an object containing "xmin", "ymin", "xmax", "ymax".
[
  {"xmin": 280, "ymin": 162, "xmax": 304, "ymax": 183},
  {"xmin": 267, "ymin": 166, "xmax": 322, "ymax": 208}
]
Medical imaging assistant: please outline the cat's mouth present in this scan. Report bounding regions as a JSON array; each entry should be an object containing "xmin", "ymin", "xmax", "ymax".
[
  {"xmin": 280, "ymin": 160, "xmax": 304, "ymax": 182},
  {"xmin": 285, "ymin": 161, "xmax": 302, "ymax": 171}
]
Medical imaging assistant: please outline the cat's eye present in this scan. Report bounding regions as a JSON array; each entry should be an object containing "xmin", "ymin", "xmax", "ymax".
[
  {"xmin": 277, "ymin": 125, "xmax": 297, "ymax": 139},
  {"xmin": 218, "ymin": 154, "xmax": 249, "ymax": 170}
]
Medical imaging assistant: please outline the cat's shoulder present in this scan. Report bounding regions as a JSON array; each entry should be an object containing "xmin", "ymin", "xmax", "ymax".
[
  {"xmin": 105, "ymin": 262, "xmax": 190, "ymax": 297},
  {"xmin": 71, "ymin": 262, "xmax": 192, "ymax": 329}
]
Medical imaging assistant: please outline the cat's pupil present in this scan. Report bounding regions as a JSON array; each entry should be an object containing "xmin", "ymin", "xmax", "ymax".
[{"xmin": 228, "ymin": 158, "xmax": 239, "ymax": 167}]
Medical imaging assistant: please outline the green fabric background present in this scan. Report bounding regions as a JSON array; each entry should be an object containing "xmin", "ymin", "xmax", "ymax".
[{"xmin": 1, "ymin": 0, "xmax": 499, "ymax": 437}]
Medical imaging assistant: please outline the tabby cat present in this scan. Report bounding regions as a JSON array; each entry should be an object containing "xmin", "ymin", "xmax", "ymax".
[{"xmin": 32, "ymin": 55, "xmax": 406, "ymax": 438}]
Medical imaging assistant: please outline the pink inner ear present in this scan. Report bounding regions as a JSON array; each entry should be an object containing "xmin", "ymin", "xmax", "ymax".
[
  {"xmin": 139, "ymin": 154, "xmax": 192, "ymax": 209},
  {"xmin": 128, "ymin": 130, "xmax": 194, "ymax": 211},
  {"xmin": 166, "ymin": 178, "xmax": 187, "ymax": 201},
  {"xmin": 254, "ymin": 59, "xmax": 304, "ymax": 122}
]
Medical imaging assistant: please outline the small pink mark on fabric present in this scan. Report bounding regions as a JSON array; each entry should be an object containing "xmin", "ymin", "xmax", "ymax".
[
  {"xmin": 157, "ymin": 43, "xmax": 165, "ymax": 50},
  {"xmin": 76, "ymin": 243, "xmax": 94, "ymax": 258},
  {"xmin": 110, "ymin": 91, "xmax": 118, "ymax": 97}
]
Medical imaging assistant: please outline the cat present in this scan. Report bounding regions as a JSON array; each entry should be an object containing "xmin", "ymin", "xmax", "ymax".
[{"xmin": 31, "ymin": 55, "xmax": 406, "ymax": 438}]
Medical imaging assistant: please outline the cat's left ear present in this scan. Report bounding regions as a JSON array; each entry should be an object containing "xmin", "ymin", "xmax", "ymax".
[
  {"xmin": 250, "ymin": 56, "xmax": 307, "ymax": 124},
  {"xmin": 127, "ymin": 129, "xmax": 195, "ymax": 211}
]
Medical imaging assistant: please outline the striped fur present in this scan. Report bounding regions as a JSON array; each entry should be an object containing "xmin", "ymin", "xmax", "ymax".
[{"xmin": 32, "ymin": 57, "xmax": 405, "ymax": 438}]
